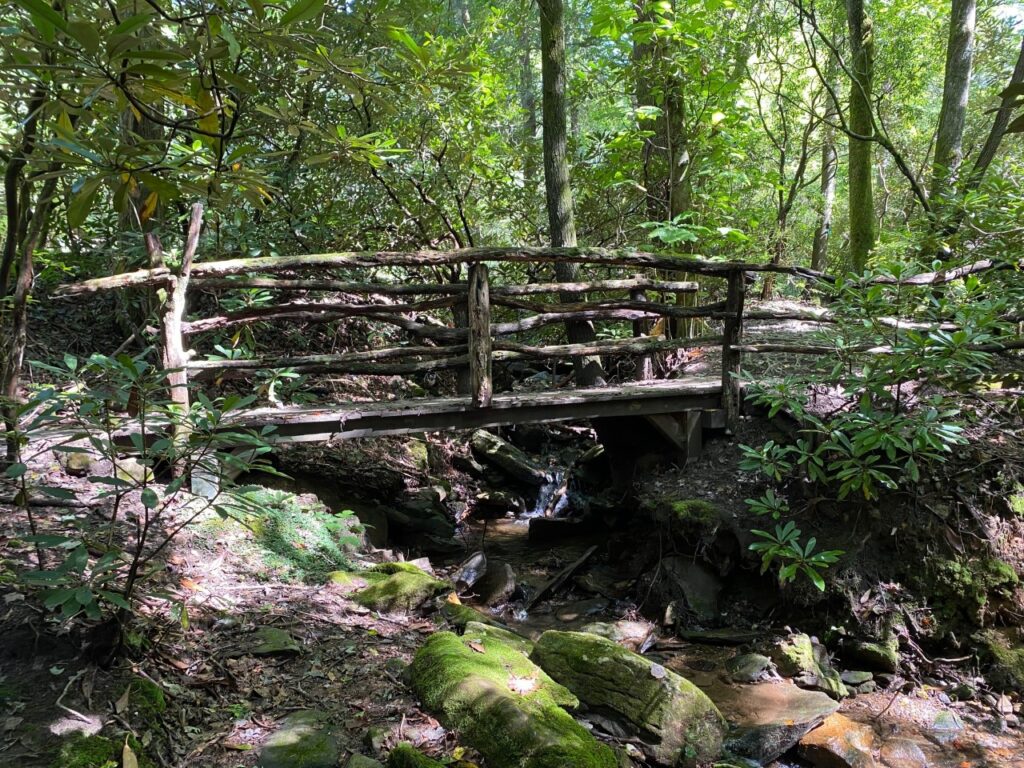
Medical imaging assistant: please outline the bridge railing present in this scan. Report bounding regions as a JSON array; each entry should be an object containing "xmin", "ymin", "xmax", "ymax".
[{"xmin": 54, "ymin": 237, "xmax": 837, "ymax": 433}]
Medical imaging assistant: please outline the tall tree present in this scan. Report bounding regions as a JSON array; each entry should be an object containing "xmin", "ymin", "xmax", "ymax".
[
  {"xmin": 538, "ymin": 0, "xmax": 602, "ymax": 384},
  {"xmin": 930, "ymin": 0, "xmax": 977, "ymax": 199},
  {"xmin": 846, "ymin": 0, "xmax": 876, "ymax": 271}
]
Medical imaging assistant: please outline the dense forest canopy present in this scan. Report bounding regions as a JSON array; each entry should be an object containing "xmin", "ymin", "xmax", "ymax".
[
  {"xmin": 1, "ymin": 0, "xmax": 1021, "ymax": 285},
  {"xmin": 4, "ymin": 2, "xmax": 1024, "ymax": 767}
]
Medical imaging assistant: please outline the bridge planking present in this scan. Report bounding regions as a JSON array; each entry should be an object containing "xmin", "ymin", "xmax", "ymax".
[{"xmin": 229, "ymin": 378, "xmax": 724, "ymax": 443}]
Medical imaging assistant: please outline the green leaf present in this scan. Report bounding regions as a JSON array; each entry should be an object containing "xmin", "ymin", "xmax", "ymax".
[
  {"xmin": 67, "ymin": 20, "xmax": 100, "ymax": 52},
  {"xmin": 279, "ymin": 0, "xmax": 324, "ymax": 25},
  {"xmin": 97, "ymin": 590, "xmax": 132, "ymax": 611},
  {"xmin": 37, "ymin": 486, "xmax": 77, "ymax": 500},
  {"xmin": 246, "ymin": 0, "xmax": 266, "ymax": 20},
  {"xmin": 140, "ymin": 488, "xmax": 159, "ymax": 509},
  {"xmin": 14, "ymin": 0, "xmax": 69, "ymax": 39},
  {"xmin": 68, "ymin": 177, "xmax": 103, "ymax": 228},
  {"xmin": 4, "ymin": 463, "xmax": 27, "ymax": 479},
  {"xmin": 111, "ymin": 12, "xmax": 154, "ymax": 36}
]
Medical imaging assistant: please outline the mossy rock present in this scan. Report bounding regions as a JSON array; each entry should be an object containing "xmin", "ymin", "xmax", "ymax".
[
  {"xmin": 326, "ymin": 570, "xmax": 385, "ymax": 590},
  {"xmin": 769, "ymin": 634, "xmax": 847, "ymax": 700},
  {"xmin": 124, "ymin": 677, "xmax": 166, "ymax": 716},
  {"xmin": 929, "ymin": 557, "xmax": 1019, "ymax": 628},
  {"xmin": 259, "ymin": 710, "xmax": 341, "ymax": 768},
  {"xmin": 979, "ymin": 629, "xmax": 1024, "ymax": 693},
  {"xmin": 671, "ymin": 499, "xmax": 719, "ymax": 528},
  {"xmin": 531, "ymin": 630, "xmax": 726, "ymax": 767},
  {"xmin": 844, "ymin": 638, "xmax": 899, "ymax": 673},
  {"xmin": 441, "ymin": 600, "xmax": 505, "ymax": 631},
  {"xmin": 387, "ymin": 743, "xmax": 444, "ymax": 768},
  {"xmin": 353, "ymin": 571, "xmax": 449, "ymax": 613},
  {"xmin": 371, "ymin": 562, "xmax": 430, "ymax": 575},
  {"xmin": 409, "ymin": 630, "xmax": 616, "ymax": 768},
  {"xmin": 52, "ymin": 735, "xmax": 117, "ymax": 768}
]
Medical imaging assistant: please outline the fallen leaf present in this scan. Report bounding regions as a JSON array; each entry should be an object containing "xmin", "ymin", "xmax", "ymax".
[
  {"xmin": 223, "ymin": 742, "xmax": 253, "ymax": 751},
  {"xmin": 468, "ymin": 642, "xmax": 486, "ymax": 654},
  {"xmin": 114, "ymin": 687, "xmax": 130, "ymax": 715},
  {"xmin": 122, "ymin": 740, "xmax": 139, "ymax": 768}
]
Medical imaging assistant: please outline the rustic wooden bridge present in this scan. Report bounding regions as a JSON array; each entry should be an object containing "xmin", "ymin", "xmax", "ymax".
[{"xmin": 51, "ymin": 205, "xmax": 834, "ymax": 459}]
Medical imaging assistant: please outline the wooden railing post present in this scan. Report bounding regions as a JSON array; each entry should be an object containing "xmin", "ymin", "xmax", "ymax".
[
  {"xmin": 160, "ymin": 203, "xmax": 203, "ymax": 474},
  {"xmin": 467, "ymin": 262, "xmax": 492, "ymax": 407},
  {"xmin": 721, "ymin": 268, "xmax": 745, "ymax": 433},
  {"xmin": 630, "ymin": 282, "xmax": 654, "ymax": 381}
]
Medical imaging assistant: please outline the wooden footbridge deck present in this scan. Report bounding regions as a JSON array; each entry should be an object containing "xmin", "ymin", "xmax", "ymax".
[{"xmin": 45, "ymin": 205, "xmax": 835, "ymax": 457}]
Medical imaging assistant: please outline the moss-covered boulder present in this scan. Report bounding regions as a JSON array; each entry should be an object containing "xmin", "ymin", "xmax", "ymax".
[
  {"xmin": 530, "ymin": 630, "xmax": 726, "ymax": 767},
  {"xmin": 123, "ymin": 677, "xmax": 167, "ymax": 717},
  {"xmin": 51, "ymin": 735, "xmax": 116, "ymax": 768},
  {"xmin": 842, "ymin": 637, "xmax": 899, "ymax": 673},
  {"xmin": 409, "ymin": 628, "xmax": 616, "ymax": 768},
  {"xmin": 386, "ymin": 743, "xmax": 444, "ymax": 767},
  {"xmin": 440, "ymin": 598, "xmax": 504, "ymax": 630},
  {"xmin": 259, "ymin": 710, "xmax": 341, "ymax": 768},
  {"xmin": 770, "ymin": 634, "xmax": 847, "ymax": 700},
  {"xmin": 979, "ymin": 629, "xmax": 1024, "ymax": 693},
  {"xmin": 353, "ymin": 568, "xmax": 449, "ymax": 613}
]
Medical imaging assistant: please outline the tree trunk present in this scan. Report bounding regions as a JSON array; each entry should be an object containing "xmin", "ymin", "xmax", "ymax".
[
  {"xmin": 538, "ymin": 0, "xmax": 603, "ymax": 385},
  {"xmin": 846, "ymin": 0, "xmax": 876, "ymax": 273},
  {"xmin": 931, "ymin": 0, "xmax": 976, "ymax": 199},
  {"xmin": 964, "ymin": 35, "xmax": 1024, "ymax": 194},
  {"xmin": 520, "ymin": 31, "xmax": 539, "ymax": 187},
  {"xmin": 812, "ymin": 121, "xmax": 838, "ymax": 273}
]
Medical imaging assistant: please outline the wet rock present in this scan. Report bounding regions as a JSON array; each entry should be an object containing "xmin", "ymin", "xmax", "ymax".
[
  {"xmin": 528, "ymin": 516, "xmax": 586, "ymax": 542},
  {"xmin": 473, "ymin": 489, "xmax": 525, "ymax": 517},
  {"xmin": 531, "ymin": 630, "xmax": 726, "ymax": 766},
  {"xmin": 454, "ymin": 551, "xmax": 487, "ymax": 590},
  {"xmin": 798, "ymin": 713, "xmax": 876, "ymax": 768},
  {"xmin": 353, "ymin": 567, "xmax": 448, "ymax": 613},
  {"xmin": 709, "ymin": 680, "xmax": 839, "ymax": 764},
  {"xmin": 878, "ymin": 738, "xmax": 929, "ymax": 768},
  {"xmin": 347, "ymin": 756, "xmax": 384, "ymax": 768},
  {"xmin": 675, "ymin": 628, "xmax": 764, "ymax": 646},
  {"xmin": 386, "ymin": 743, "xmax": 443, "ymax": 767},
  {"xmin": 250, "ymin": 627, "xmax": 301, "ymax": 656},
  {"xmin": 841, "ymin": 670, "xmax": 874, "ymax": 685},
  {"xmin": 726, "ymin": 654, "xmax": 775, "ymax": 683},
  {"xmin": 409, "ymin": 627, "xmax": 616, "ymax": 768},
  {"xmin": 771, "ymin": 634, "xmax": 848, "ymax": 700},
  {"xmin": 659, "ymin": 557, "xmax": 723, "ymax": 622},
  {"xmin": 843, "ymin": 638, "xmax": 899, "ymax": 673},
  {"xmin": 928, "ymin": 710, "xmax": 963, "ymax": 743},
  {"xmin": 580, "ymin": 620, "xmax": 656, "ymax": 652},
  {"xmin": 440, "ymin": 599, "xmax": 504, "ymax": 630},
  {"xmin": 470, "ymin": 429, "xmax": 549, "ymax": 486},
  {"xmin": 475, "ymin": 561, "xmax": 517, "ymax": 606},
  {"xmin": 259, "ymin": 710, "xmax": 340, "ymax": 768},
  {"xmin": 554, "ymin": 598, "xmax": 608, "ymax": 622}
]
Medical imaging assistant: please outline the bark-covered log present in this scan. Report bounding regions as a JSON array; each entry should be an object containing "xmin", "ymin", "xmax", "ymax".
[
  {"xmin": 721, "ymin": 270, "xmax": 745, "ymax": 433},
  {"xmin": 53, "ymin": 247, "xmax": 830, "ymax": 297},
  {"xmin": 471, "ymin": 429, "xmax": 549, "ymax": 485}
]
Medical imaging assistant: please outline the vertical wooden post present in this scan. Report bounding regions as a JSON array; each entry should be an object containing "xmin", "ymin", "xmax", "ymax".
[
  {"xmin": 721, "ymin": 268, "xmax": 745, "ymax": 434},
  {"xmin": 160, "ymin": 203, "xmax": 203, "ymax": 474},
  {"xmin": 467, "ymin": 262, "xmax": 492, "ymax": 407},
  {"xmin": 630, "ymin": 282, "xmax": 654, "ymax": 381}
]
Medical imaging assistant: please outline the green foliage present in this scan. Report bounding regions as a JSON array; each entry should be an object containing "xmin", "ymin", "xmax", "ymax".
[
  {"xmin": 224, "ymin": 487, "xmax": 362, "ymax": 583},
  {"xmin": 8, "ymin": 352, "xmax": 278, "ymax": 630},
  {"xmin": 749, "ymin": 521, "xmax": 843, "ymax": 591}
]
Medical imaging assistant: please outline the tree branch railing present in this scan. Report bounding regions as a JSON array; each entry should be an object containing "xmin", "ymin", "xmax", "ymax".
[{"xmin": 53, "ymin": 246, "xmax": 1024, "ymax": 436}]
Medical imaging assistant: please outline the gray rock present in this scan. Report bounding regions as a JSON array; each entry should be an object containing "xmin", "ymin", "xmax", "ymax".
[
  {"xmin": 114, "ymin": 456, "xmax": 153, "ymax": 484},
  {"xmin": 250, "ymin": 627, "xmax": 301, "ymax": 656},
  {"xmin": 454, "ymin": 551, "xmax": 487, "ymax": 590},
  {"xmin": 879, "ymin": 738, "xmax": 929, "ymax": 768},
  {"xmin": 470, "ymin": 429, "xmax": 548, "ymax": 485},
  {"xmin": 475, "ymin": 561, "xmax": 516, "ymax": 606},
  {"xmin": 726, "ymin": 654, "xmax": 775, "ymax": 683},
  {"xmin": 56, "ymin": 446, "xmax": 95, "ymax": 477},
  {"xmin": 259, "ymin": 710, "xmax": 339, "ymax": 768},
  {"xmin": 771, "ymin": 634, "xmax": 848, "ymax": 700},
  {"xmin": 841, "ymin": 670, "xmax": 874, "ymax": 685},
  {"xmin": 712, "ymin": 680, "xmax": 839, "ymax": 764},
  {"xmin": 347, "ymin": 755, "xmax": 384, "ymax": 768},
  {"xmin": 580, "ymin": 620, "xmax": 655, "ymax": 652},
  {"xmin": 659, "ymin": 556, "xmax": 723, "ymax": 622}
]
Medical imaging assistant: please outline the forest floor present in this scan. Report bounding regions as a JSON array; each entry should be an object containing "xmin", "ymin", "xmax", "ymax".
[
  {"xmin": 3, "ymin": 421, "xmax": 1024, "ymax": 768},
  {"xmin": 4, "ymin": 297, "xmax": 1024, "ymax": 767}
]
